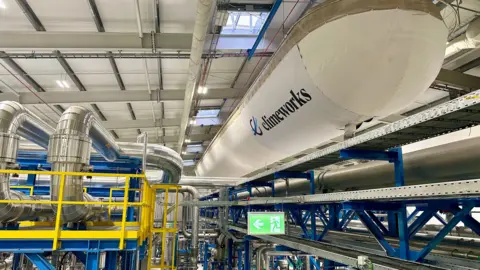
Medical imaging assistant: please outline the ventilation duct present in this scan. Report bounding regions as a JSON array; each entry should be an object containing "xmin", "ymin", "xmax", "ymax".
[
  {"xmin": 0, "ymin": 101, "xmax": 54, "ymax": 221},
  {"xmin": 445, "ymin": 17, "xmax": 480, "ymax": 58},
  {"xmin": 48, "ymin": 106, "xmax": 118, "ymax": 222},
  {"xmin": 196, "ymin": 0, "xmax": 448, "ymax": 177}
]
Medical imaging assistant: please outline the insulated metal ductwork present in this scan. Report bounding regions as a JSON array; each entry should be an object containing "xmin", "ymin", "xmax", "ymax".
[
  {"xmin": 118, "ymin": 142, "xmax": 182, "ymax": 184},
  {"xmin": 234, "ymin": 135, "xmax": 480, "ymax": 198},
  {"xmin": 177, "ymin": 186, "xmax": 200, "ymax": 267},
  {"xmin": 48, "ymin": 106, "xmax": 119, "ymax": 222},
  {"xmin": 0, "ymin": 101, "xmax": 55, "ymax": 222},
  {"xmin": 176, "ymin": 0, "xmax": 215, "ymax": 153},
  {"xmin": 196, "ymin": 0, "xmax": 447, "ymax": 177}
]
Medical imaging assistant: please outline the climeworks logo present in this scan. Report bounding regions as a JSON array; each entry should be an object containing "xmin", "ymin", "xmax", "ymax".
[
  {"xmin": 249, "ymin": 116, "xmax": 263, "ymax": 136},
  {"xmin": 250, "ymin": 88, "xmax": 312, "ymax": 136}
]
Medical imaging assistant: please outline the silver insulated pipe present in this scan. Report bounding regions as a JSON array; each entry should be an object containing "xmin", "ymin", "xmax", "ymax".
[
  {"xmin": 0, "ymin": 101, "xmax": 54, "ymax": 221},
  {"xmin": 119, "ymin": 142, "xmax": 183, "ymax": 184},
  {"xmin": 236, "ymin": 135, "xmax": 480, "ymax": 199},
  {"xmin": 47, "ymin": 106, "xmax": 119, "ymax": 222}
]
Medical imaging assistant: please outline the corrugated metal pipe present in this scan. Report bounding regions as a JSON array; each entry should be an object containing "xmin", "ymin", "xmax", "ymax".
[
  {"xmin": 176, "ymin": 0, "xmax": 215, "ymax": 153},
  {"xmin": 47, "ymin": 106, "xmax": 119, "ymax": 222},
  {"xmin": 119, "ymin": 142, "xmax": 183, "ymax": 184},
  {"xmin": 0, "ymin": 101, "xmax": 54, "ymax": 222},
  {"xmin": 236, "ymin": 135, "xmax": 480, "ymax": 198},
  {"xmin": 179, "ymin": 186, "xmax": 200, "ymax": 267}
]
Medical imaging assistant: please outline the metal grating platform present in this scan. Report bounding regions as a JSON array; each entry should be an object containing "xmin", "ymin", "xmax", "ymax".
[
  {"xmin": 228, "ymin": 225, "xmax": 444, "ymax": 270},
  {"xmin": 242, "ymin": 91, "xmax": 480, "ymax": 184}
]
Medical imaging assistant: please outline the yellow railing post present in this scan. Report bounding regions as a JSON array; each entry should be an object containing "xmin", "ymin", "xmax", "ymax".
[
  {"xmin": 147, "ymin": 186, "xmax": 156, "ymax": 270},
  {"xmin": 160, "ymin": 189, "xmax": 169, "ymax": 268},
  {"xmin": 52, "ymin": 174, "xmax": 66, "ymax": 250},
  {"xmin": 172, "ymin": 188, "xmax": 179, "ymax": 267},
  {"xmin": 119, "ymin": 176, "xmax": 130, "ymax": 250},
  {"xmin": 108, "ymin": 188, "xmax": 114, "ymax": 221}
]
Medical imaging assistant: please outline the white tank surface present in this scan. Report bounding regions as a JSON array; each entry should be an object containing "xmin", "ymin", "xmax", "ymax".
[{"xmin": 196, "ymin": 0, "xmax": 448, "ymax": 177}]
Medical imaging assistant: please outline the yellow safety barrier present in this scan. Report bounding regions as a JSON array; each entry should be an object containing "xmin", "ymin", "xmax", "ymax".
[{"xmin": 0, "ymin": 169, "xmax": 180, "ymax": 270}]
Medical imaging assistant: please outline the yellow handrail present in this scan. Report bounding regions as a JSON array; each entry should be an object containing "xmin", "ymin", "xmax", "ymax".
[{"xmin": 0, "ymin": 169, "xmax": 180, "ymax": 269}]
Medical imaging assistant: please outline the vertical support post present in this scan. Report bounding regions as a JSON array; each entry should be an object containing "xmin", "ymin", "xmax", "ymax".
[
  {"xmin": 105, "ymin": 252, "xmax": 118, "ymax": 270},
  {"xmin": 227, "ymin": 239, "xmax": 233, "ymax": 270},
  {"xmin": 85, "ymin": 252, "xmax": 100, "ymax": 270},
  {"xmin": 172, "ymin": 187, "xmax": 179, "ymax": 267},
  {"xmin": 53, "ymin": 174, "xmax": 66, "ymax": 250},
  {"xmin": 119, "ymin": 176, "xmax": 131, "ymax": 250},
  {"xmin": 203, "ymin": 242, "xmax": 209, "ymax": 270},
  {"xmin": 12, "ymin": 254, "xmax": 21, "ymax": 270},
  {"xmin": 108, "ymin": 188, "xmax": 114, "ymax": 221},
  {"xmin": 127, "ymin": 177, "xmax": 138, "ymax": 221},
  {"xmin": 147, "ymin": 185, "xmax": 155, "ymax": 270},
  {"xmin": 237, "ymin": 249, "xmax": 243, "ymax": 270},
  {"xmin": 160, "ymin": 188, "xmax": 169, "ymax": 267},
  {"xmin": 247, "ymin": 0, "xmax": 282, "ymax": 60},
  {"xmin": 244, "ymin": 240, "xmax": 250, "ymax": 270},
  {"xmin": 391, "ymin": 148, "xmax": 409, "ymax": 259}
]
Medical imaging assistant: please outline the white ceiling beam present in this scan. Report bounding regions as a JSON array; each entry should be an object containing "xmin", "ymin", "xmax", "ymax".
[
  {"xmin": 103, "ymin": 118, "xmax": 221, "ymax": 129},
  {"xmin": 0, "ymin": 32, "xmax": 192, "ymax": 51},
  {"xmin": 0, "ymin": 88, "xmax": 246, "ymax": 104},
  {"xmin": 0, "ymin": 32, "xmax": 270, "ymax": 51},
  {"xmin": 118, "ymin": 133, "xmax": 214, "ymax": 143}
]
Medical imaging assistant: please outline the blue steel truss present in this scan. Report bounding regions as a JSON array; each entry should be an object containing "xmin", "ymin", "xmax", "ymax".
[{"xmin": 200, "ymin": 147, "xmax": 480, "ymax": 269}]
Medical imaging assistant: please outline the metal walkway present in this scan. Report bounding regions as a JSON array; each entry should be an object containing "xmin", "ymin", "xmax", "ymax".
[
  {"xmin": 229, "ymin": 225, "xmax": 444, "ymax": 270},
  {"xmin": 242, "ymin": 90, "xmax": 480, "ymax": 184},
  {"xmin": 185, "ymin": 179, "xmax": 480, "ymax": 207}
]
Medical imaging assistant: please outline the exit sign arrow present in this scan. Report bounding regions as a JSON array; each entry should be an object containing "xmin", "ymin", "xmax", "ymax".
[{"xmin": 253, "ymin": 219, "xmax": 264, "ymax": 230}]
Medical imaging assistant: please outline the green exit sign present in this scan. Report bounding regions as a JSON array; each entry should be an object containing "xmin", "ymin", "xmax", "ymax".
[{"xmin": 248, "ymin": 212, "xmax": 285, "ymax": 235}]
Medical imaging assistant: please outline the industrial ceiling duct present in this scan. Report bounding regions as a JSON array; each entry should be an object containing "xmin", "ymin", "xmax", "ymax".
[
  {"xmin": 118, "ymin": 142, "xmax": 183, "ymax": 184},
  {"xmin": 196, "ymin": 0, "xmax": 448, "ymax": 177},
  {"xmin": 445, "ymin": 17, "xmax": 480, "ymax": 58},
  {"xmin": 48, "ymin": 106, "xmax": 119, "ymax": 222},
  {"xmin": 0, "ymin": 101, "xmax": 54, "ymax": 221}
]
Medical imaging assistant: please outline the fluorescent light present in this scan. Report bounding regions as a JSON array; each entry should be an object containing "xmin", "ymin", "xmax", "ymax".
[
  {"xmin": 197, "ymin": 86, "xmax": 208, "ymax": 94},
  {"xmin": 189, "ymin": 119, "xmax": 196, "ymax": 125},
  {"xmin": 185, "ymin": 139, "xmax": 191, "ymax": 143},
  {"xmin": 0, "ymin": 0, "xmax": 6, "ymax": 9},
  {"xmin": 182, "ymin": 151, "xmax": 187, "ymax": 155},
  {"xmin": 56, "ymin": 80, "xmax": 70, "ymax": 88}
]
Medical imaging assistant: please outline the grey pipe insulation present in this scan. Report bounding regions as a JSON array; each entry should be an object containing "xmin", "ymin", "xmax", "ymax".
[
  {"xmin": 0, "ymin": 102, "xmax": 183, "ymax": 222},
  {"xmin": 234, "ymin": 135, "xmax": 480, "ymax": 199}
]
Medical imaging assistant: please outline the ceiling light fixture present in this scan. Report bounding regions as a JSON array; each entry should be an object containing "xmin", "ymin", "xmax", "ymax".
[
  {"xmin": 189, "ymin": 119, "xmax": 196, "ymax": 125},
  {"xmin": 56, "ymin": 80, "xmax": 70, "ymax": 89},
  {"xmin": 182, "ymin": 151, "xmax": 187, "ymax": 155},
  {"xmin": 185, "ymin": 138, "xmax": 191, "ymax": 143},
  {"xmin": 197, "ymin": 86, "xmax": 208, "ymax": 94}
]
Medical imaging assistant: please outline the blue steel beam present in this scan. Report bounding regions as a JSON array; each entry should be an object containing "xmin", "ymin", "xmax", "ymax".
[
  {"xmin": 24, "ymin": 254, "xmax": 55, "ymax": 270},
  {"xmin": 356, "ymin": 211, "xmax": 395, "ymax": 256},
  {"xmin": 247, "ymin": 0, "xmax": 282, "ymax": 60},
  {"xmin": 415, "ymin": 204, "xmax": 475, "ymax": 261},
  {"xmin": 365, "ymin": 211, "xmax": 389, "ymax": 235},
  {"xmin": 408, "ymin": 210, "xmax": 435, "ymax": 238}
]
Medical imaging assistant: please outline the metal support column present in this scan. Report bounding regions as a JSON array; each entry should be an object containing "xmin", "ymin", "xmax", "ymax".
[
  {"xmin": 85, "ymin": 252, "xmax": 100, "ymax": 270},
  {"xmin": 105, "ymin": 252, "xmax": 118, "ymax": 270},
  {"xmin": 244, "ymin": 240, "xmax": 250, "ymax": 270},
  {"xmin": 227, "ymin": 239, "xmax": 233, "ymax": 270}
]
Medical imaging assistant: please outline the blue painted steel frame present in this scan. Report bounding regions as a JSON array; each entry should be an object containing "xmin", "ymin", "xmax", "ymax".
[
  {"xmin": 200, "ymin": 147, "xmax": 480, "ymax": 267},
  {"xmin": 247, "ymin": 0, "xmax": 282, "ymax": 60}
]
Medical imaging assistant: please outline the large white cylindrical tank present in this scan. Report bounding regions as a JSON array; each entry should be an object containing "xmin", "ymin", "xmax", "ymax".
[{"xmin": 196, "ymin": 0, "xmax": 448, "ymax": 177}]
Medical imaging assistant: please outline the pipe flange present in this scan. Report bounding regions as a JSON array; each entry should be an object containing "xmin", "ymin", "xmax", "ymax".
[{"xmin": 47, "ymin": 134, "xmax": 92, "ymax": 164}]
